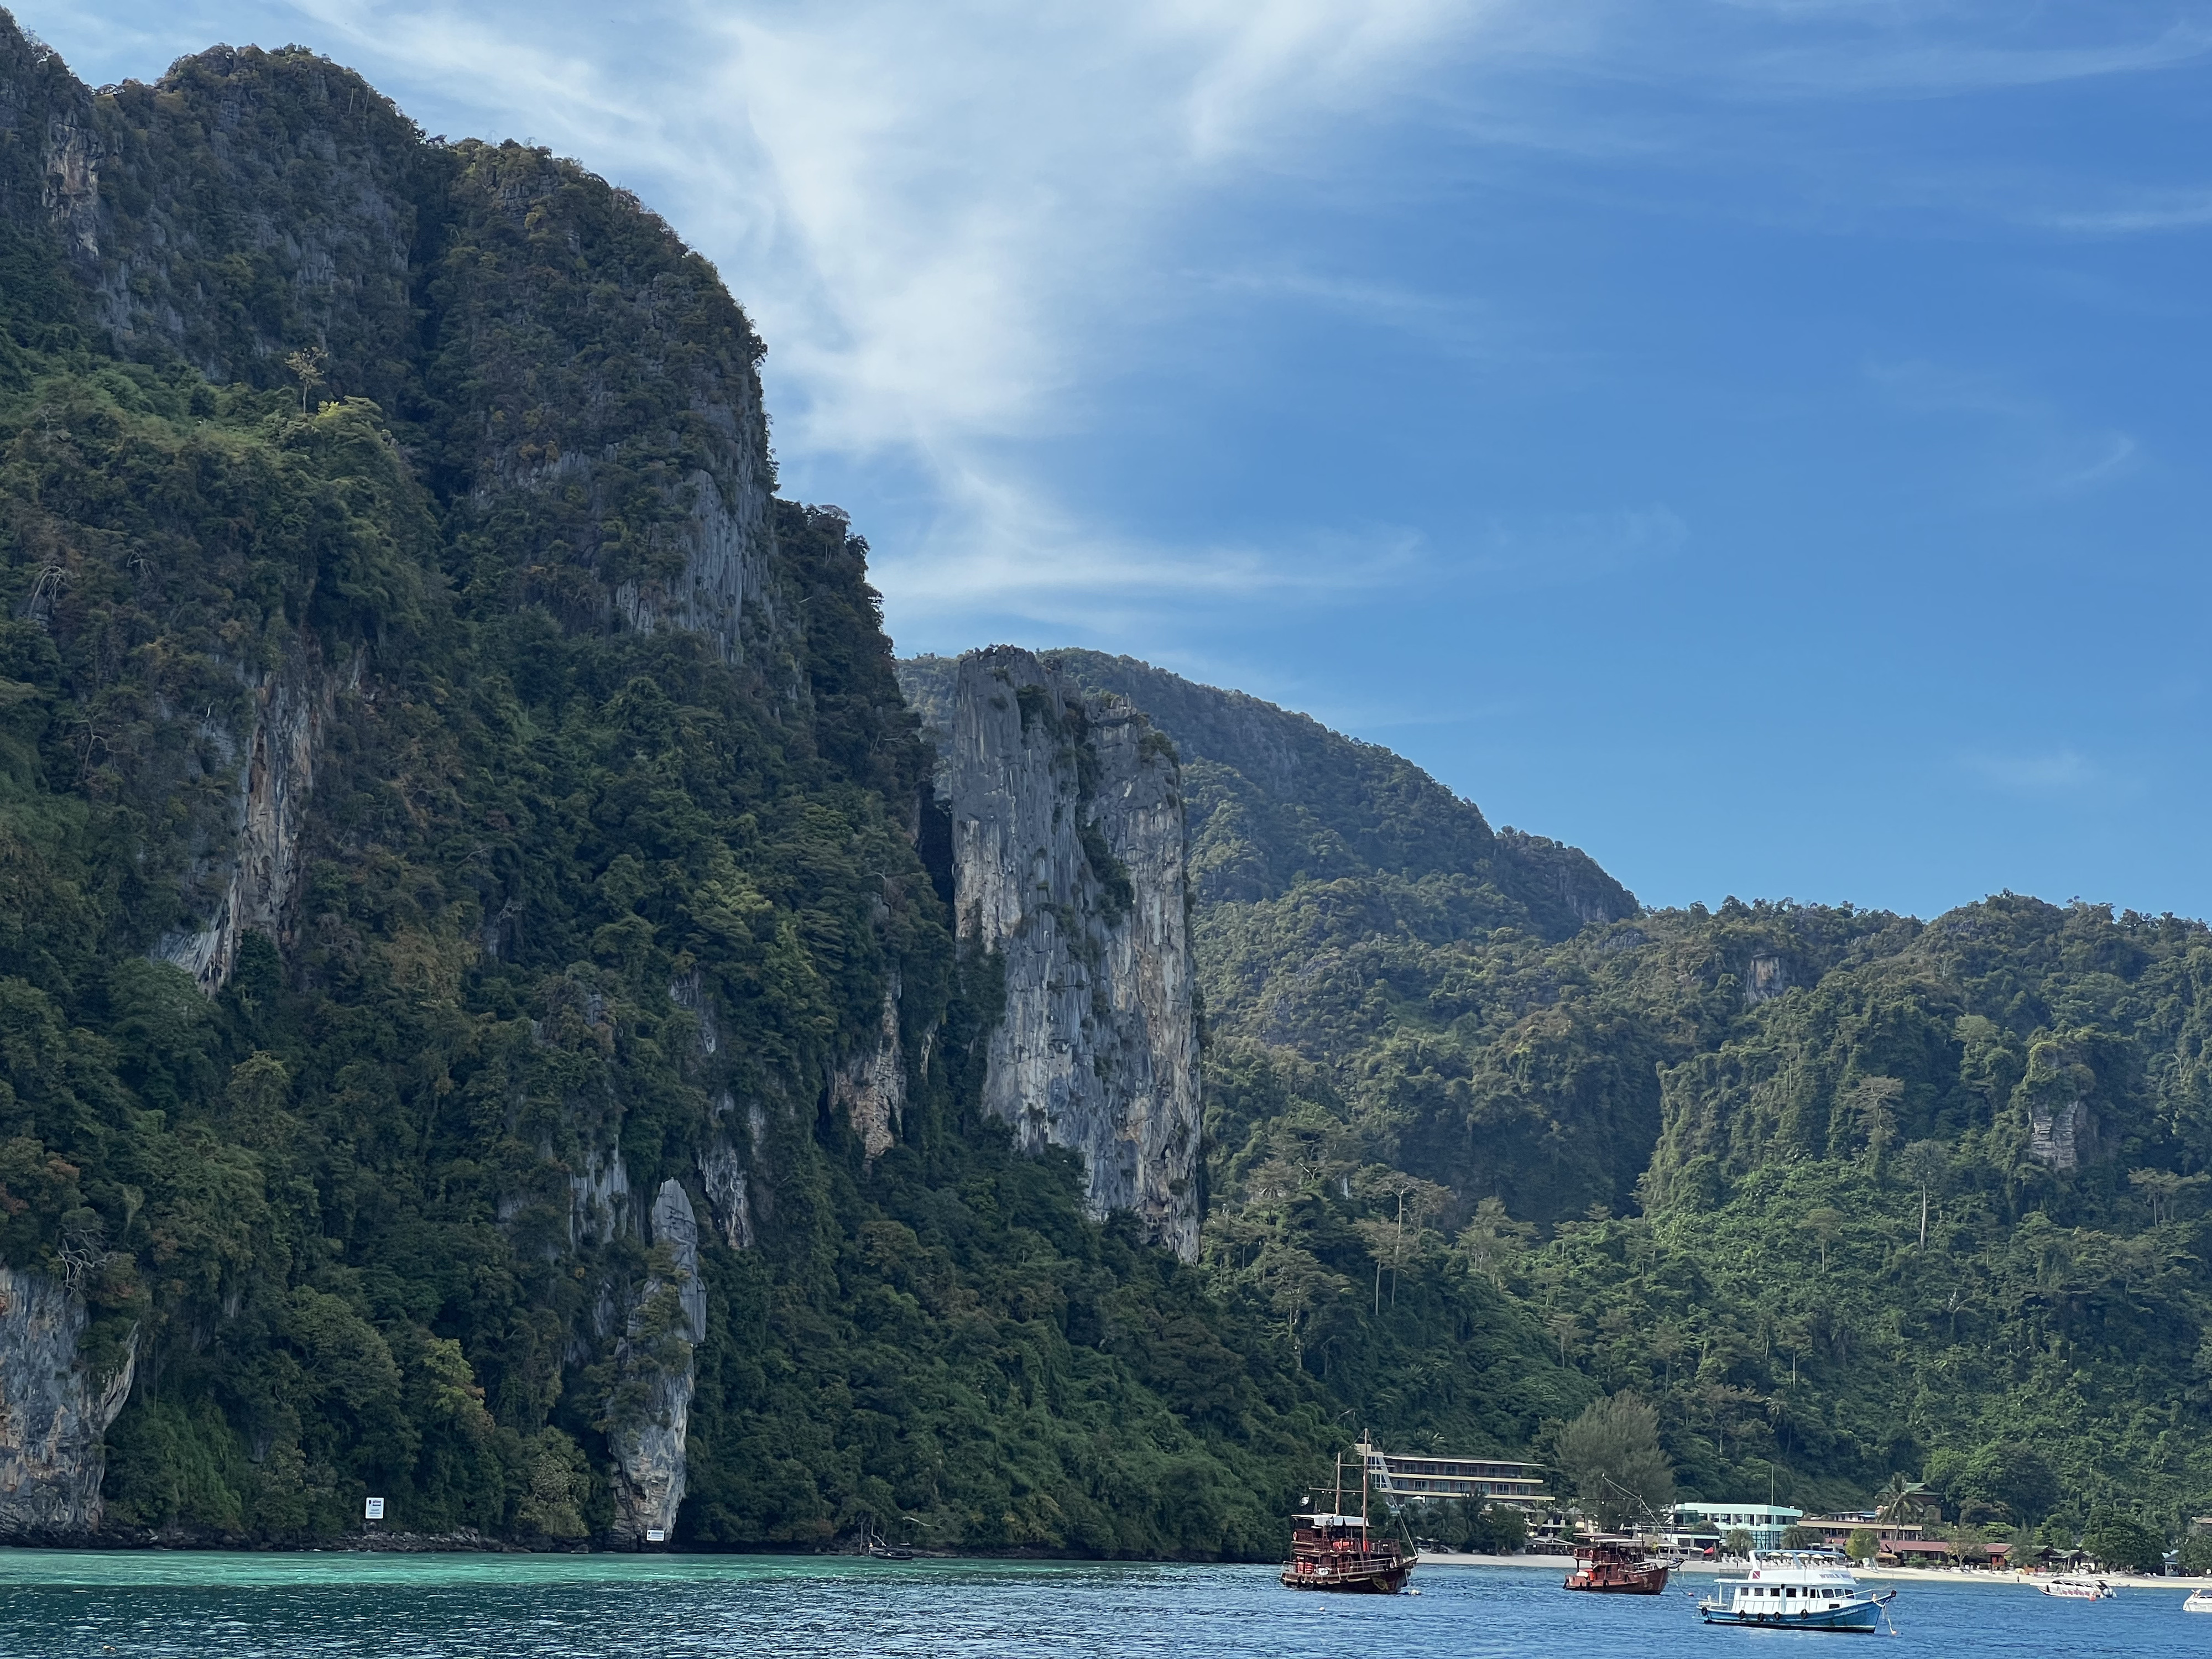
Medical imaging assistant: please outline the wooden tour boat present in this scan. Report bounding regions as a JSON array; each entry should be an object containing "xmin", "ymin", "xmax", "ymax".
[
  {"xmin": 1280, "ymin": 1446, "xmax": 1412, "ymax": 1595},
  {"xmin": 1563, "ymin": 1538, "xmax": 1671, "ymax": 1594}
]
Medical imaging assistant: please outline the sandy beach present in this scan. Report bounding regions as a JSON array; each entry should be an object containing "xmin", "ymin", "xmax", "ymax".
[{"xmin": 1413, "ymin": 1553, "xmax": 2212, "ymax": 1590}]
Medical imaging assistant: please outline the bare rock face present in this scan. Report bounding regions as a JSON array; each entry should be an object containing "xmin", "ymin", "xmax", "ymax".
[
  {"xmin": 696, "ymin": 1135, "xmax": 754, "ymax": 1250},
  {"xmin": 944, "ymin": 647, "xmax": 1201, "ymax": 1259},
  {"xmin": 609, "ymin": 466, "xmax": 771, "ymax": 668},
  {"xmin": 1744, "ymin": 952, "xmax": 1792, "ymax": 1006},
  {"xmin": 833, "ymin": 974, "xmax": 906, "ymax": 1160},
  {"xmin": 2028, "ymin": 1098, "xmax": 2093, "ymax": 1171},
  {"xmin": 155, "ymin": 636, "xmax": 341, "ymax": 993},
  {"xmin": 606, "ymin": 1180, "xmax": 708, "ymax": 1543},
  {"xmin": 0, "ymin": 1268, "xmax": 136, "ymax": 1538}
]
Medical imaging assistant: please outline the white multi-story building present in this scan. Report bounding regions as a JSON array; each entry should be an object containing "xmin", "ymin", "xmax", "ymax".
[
  {"xmin": 1357, "ymin": 1440, "xmax": 1553, "ymax": 1511},
  {"xmin": 1668, "ymin": 1502, "xmax": 1804, "ymax": 1553}
]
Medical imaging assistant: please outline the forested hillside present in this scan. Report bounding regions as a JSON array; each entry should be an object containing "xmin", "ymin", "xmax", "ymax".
[
  {"xmin": 905, "ymin": 651, "xmax": 2212, "ymax": 1550},
  {"xmin": 4, "ymin": 10, "xmax": 2206, "ymax": 1566},
  {"xmin": 1, "ymin": 18, "xmax": 1543, "ymax": 1554}
]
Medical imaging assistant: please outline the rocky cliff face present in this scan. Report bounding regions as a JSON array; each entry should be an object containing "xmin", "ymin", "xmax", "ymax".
[
  {"xmin": 941, "ymin": 648, "xmax": 1201, "ymax": 1259},
  {"xmin": 155, "ymin": 636, "xmax": 342, "ymax": 993},
  {"xmin": 833, "ymin": 975, "xmax": 907, "ymax": 1161},
  {"xmin": 606, "ymin": 1181, "xmax": 708, "ymax": 1542},
  {"xmin": 0, "ymin": 1269, "xmax": 135, "ymax": 1538},
  {"xmin": 0, "ymin": 16, "xmax": 800, "ymax": 1541},
  {"xmin": 901, "ymin": 647, "xmax": 1636, "ymax": 933},
  {"xmin": 0, "ymin": 35, "xmax": 785, "ymax": 995}
]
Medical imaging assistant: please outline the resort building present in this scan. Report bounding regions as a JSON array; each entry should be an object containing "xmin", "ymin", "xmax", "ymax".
[
  {"xmin": 1803, "ymin": 1514, "xmax": 1926, "ymax": 1558},
  {"xmin": 1802, "ymin": 1514, "xmax": 2008, "ymax": 1565},
  {"xmin": 1667, "ymin": 1502, "xmax": 1804, "ymax": 1553},
  {"xmin": 1357, "ymin": 1441, "xmax": 1553, "ymax": 1511}
]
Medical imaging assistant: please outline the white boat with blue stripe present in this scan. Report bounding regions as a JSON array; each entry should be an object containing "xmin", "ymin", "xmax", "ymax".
[{"xmin": 1698, "ymin": 1551, "xmax": 1896, "ymax": 1632}]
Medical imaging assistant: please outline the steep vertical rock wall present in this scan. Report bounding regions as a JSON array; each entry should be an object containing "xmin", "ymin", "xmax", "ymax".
[
  {"xmin": 606, "ymin": 1180, "xmax": 707, "ymax": 1542},
  {"xmin": 0, "ymin": 16, "xmax": 908, "ymax": 1547},
  {"xmin": 833, "ymin": 975, "xmax": 906, "ymax": 1160},
  {"xmin": 944, "ymin": 647, "xmax": 1201, "ymax": 1259},
  {"xmin": 156, "ymin": 637, "xmax": 340, "ymax": 993},
  {"xmin": 901, "ymin": 648, "xmax": 1639, "ymax": 933},
  {"xmin": 0, "ymin": 1268, "xmax": 135, "ymax": 1538}
]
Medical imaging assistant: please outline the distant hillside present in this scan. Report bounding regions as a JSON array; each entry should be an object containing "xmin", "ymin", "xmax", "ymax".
[
  {"xmin": 899, "ymin": 649, "xmax": 1653, "ymax": 1224},
  {"xmin": 900, "ymin": 649, "xmax": 1633, "ymax": 931},
  {"xmin": 903, "ymin": 648, "xmax": 2212, "ymax": 1542}
]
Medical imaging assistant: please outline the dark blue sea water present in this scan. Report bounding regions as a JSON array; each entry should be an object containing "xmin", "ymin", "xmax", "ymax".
[{"xmin": 0, "ymin": 1553, "xmax": 2197, "ymax": 1659}]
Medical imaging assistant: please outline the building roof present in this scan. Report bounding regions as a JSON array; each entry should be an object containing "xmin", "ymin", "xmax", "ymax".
[{"xmin": 1672, "ymin": 1504, "xmax": 1804, "ymax": 1520}]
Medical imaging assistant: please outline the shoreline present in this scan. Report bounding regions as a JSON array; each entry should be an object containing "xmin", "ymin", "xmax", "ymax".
[{"xmin": 1413, "ymin": 1552, "xmax": 2212, "ymax": 1590}]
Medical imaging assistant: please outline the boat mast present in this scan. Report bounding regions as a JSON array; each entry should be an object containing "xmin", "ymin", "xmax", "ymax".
[{"xmin": 1361, "ymin": 1433, "xmax": 1370, "ymax": 1532}]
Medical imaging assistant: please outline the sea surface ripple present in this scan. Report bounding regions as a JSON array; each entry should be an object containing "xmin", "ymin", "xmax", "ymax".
[{"xmin": 0, "ymin": 1552, "xmax": 2196, "ymax": 1658}]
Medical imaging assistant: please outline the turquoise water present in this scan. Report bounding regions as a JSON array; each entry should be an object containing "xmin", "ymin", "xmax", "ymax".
[{"xmin": 0, "ymin": 1553, "xmax": 2199, "ymax": 1658}]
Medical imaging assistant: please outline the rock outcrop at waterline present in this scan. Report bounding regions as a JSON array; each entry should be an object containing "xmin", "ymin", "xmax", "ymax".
[
  {"xmin": 0, "ymin": 1268, "xmax": 135, "ymax": 1538},
  {"xmin": 606, "ymin": 1181, "xmax": 708, "ymax": 1543},
  {"xmin": 940, "ymin": 648, "xmax": 1202, "ymax": 1260}
]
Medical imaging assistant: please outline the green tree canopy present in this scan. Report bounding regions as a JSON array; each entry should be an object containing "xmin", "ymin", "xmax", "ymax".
[{"xmin": 1555, "ymin": 1390, "xmax": 1674, "ymax": 1530}]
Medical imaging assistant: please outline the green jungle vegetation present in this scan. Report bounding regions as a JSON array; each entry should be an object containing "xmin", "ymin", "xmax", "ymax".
[
  {"xmin": 2, "ymin": 14, "xmax": 2206, "ymax": 1564},
  {"xmin": 921, "ymin": 651, "xmax": 2212, "ymax": 1556},
  {"xmin": 0, "ymin": 18, "xmax": 1457, "ymax": 1556}
]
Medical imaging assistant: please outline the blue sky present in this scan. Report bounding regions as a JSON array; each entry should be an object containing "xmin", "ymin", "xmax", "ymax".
[{"xmin": 27, "ymin": 1, "xmax": 2212, "ymax": 921}]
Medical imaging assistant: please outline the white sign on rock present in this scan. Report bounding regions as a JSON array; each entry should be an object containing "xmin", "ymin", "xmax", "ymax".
[{"xmin": 364, "ymin": 1497, "xmax": 385, "ymax": 1521}]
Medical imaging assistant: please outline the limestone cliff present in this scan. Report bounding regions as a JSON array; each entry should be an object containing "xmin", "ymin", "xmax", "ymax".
[
  {"xmin": 155, "ymin": 637, "xmax": 341, "ymax": 993},
  {"xmin": 942, "ymin": 648, "xmax": 1201, "ymax": 1259},
  {"xmin": 606, "ymin": 1180, "xmax": 708, "ymax": 1542},
  {"xmin": 0, "ymin": 1268, "xmax": 135, "ymax": 1538},
  {"xmin": 900, "ymin": 647, "xmax": 1636, "ymax": 933},
  {"xmin": 833, "ymin": 974, "xmax": 906, "ymax": 1161},
  {"xmin": 0, "ymin": 33, "xmax": 778, "ymax": 671}
]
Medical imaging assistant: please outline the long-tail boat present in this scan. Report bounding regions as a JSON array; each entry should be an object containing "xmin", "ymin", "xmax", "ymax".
[{"xmin": 1280, "ymin": 1446, "xmax": 1412, "ymax": 1595}]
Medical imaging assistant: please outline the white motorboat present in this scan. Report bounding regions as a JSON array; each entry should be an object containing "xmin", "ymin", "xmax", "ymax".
[
  {"xmin": 2038, "ymin": 1577, "xmax": 2114, "ymax": 1599},
  {"xmin": 2183, "ymin": 1589, "xmax": 2212, "ymax": 1612},
  {"xmin": 1697, "ymin": 1551, "xmax": 1896, "ymax": 1632}
]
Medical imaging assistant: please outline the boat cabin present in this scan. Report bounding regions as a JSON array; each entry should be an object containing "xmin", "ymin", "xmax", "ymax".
[
  {"xmin": 1699, "ymin": 1551, "xmax": 1892, "ymax": 1631},
  {"xmin": 1283, "ymin": 1511, "xmax": 1410, "ymax": 1593}
]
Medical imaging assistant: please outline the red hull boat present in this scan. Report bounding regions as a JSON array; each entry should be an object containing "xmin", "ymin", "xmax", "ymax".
[
  {"xmin": 1564, "ymin": 1540, "xmax": 1671, "ymax": 1594},
  {"xmin": 1281, "ymin": 1522, "xmax": 1412, "ymax": 1594},
  {"xmin": 1281, "ymin": 1446, "xmax": 1412, "ymax": 1595}
]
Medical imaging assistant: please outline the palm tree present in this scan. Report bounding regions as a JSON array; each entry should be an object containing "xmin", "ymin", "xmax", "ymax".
[
  {"xmin": 1801, "ymin": 1207, "xmax": 1844, "ymax": 1271},
  {"xmin": 1877, "ymin": 1474, "xmax": 1931, "ymax": 1524}
]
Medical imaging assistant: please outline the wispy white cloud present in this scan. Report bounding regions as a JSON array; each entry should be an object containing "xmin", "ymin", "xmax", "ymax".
[
  {"xmin": 1865, "ymin": 359, "xmax": 2141, "ymax": 498},
  {"xmin": 2034, "ymin": 190, "xmax": 2212, "ymax": 236},
  {"xmin": 878, "ymin": 474, "xmax": 1429, "ymax": 631},
  {"xmin": 29, "ymin": 0, "xmax": 2205, "ymax": 649},
  {"xmin": 1726, "ymin": 19, "xmax": 2212, "ymax": 98},
  {"xmin": 1964, "ymin": 749, "xmax": 2099, "ymax": 792}
]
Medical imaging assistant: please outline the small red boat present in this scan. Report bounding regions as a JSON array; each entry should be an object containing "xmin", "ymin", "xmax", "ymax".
[
  {"xmin": 1281, "ymin": 1448, "xmax": 1412, "ymax": 1595},
  {"xmin": 1564, "ymin": 1538, "xmax": 1671, "ymax": 1594}
]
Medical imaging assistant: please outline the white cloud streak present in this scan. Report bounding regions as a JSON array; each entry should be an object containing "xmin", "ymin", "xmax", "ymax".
[
  {"xmin": 1964, "ymin": 749, "xmax": 2099, "ymax": 792},
  {"xmin": 1865, "ymin": 359, "xmax": 2142, "ymax": 499},
  {"xmin": 33, "ymin": 0, "xmax": 2209, "ymax": 642},
  {"xmin": 232, "ymin": 0, "xmax": 1541, "ymax": 632}
]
